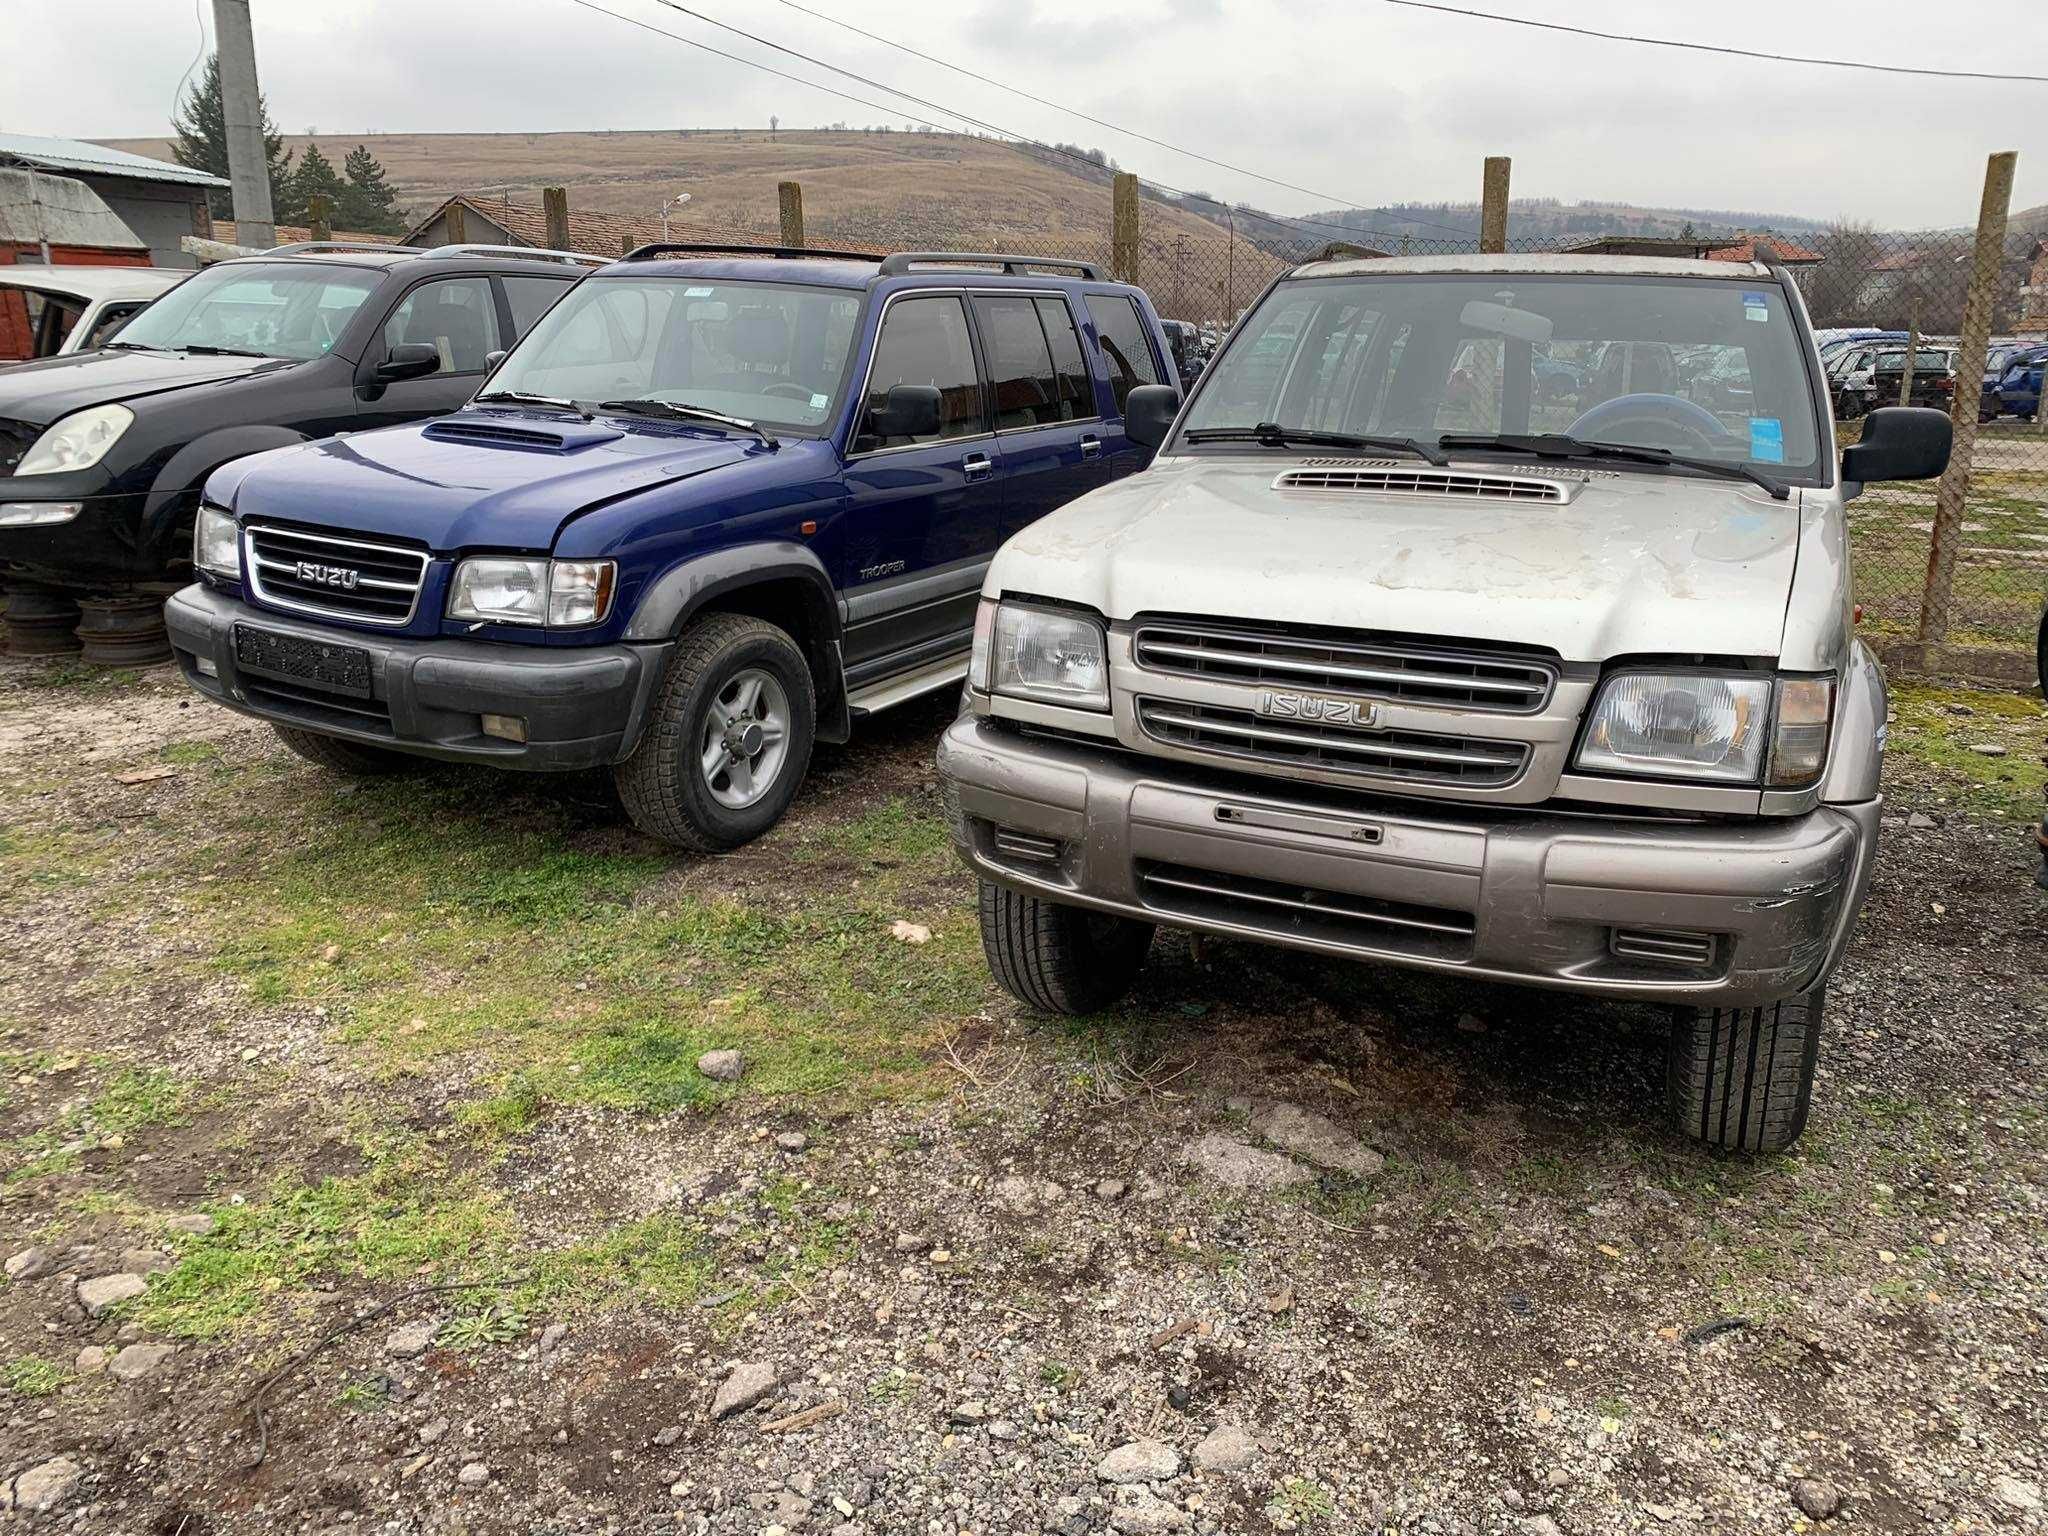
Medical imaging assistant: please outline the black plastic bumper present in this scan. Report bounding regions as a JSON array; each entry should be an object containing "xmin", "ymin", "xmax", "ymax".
[
  {"xmin": 165, "ymin": 584, "xmax": 671, "ymax": 772},
  {"xmin": 0, "ymin": 489, "xmax": 164, "ymax": 591}
]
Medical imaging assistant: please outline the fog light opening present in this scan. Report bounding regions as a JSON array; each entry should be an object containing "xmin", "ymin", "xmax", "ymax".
[
  {"xmin": 193, "ymin": 655, "xmax": 219, "ymax": 679},
  {"xmin": 481, "ymin": 713, "xmax": 528, "ymax": 743}
]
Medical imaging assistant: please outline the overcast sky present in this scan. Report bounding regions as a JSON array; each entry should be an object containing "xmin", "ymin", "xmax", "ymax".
[{"xmin": 5, "ymin": 0, "xmax": 2044, "ymax": 228}]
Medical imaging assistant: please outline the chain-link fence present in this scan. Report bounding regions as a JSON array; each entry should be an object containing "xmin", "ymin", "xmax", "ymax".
[{"xmin": 517, "ymin": 169, "xmax": 2048, "ymax": 686}]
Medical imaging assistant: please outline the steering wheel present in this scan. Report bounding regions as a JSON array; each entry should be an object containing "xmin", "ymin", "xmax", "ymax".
[
  {"xmin": 1566, "ymin": 392, "xmax": 1732, "ymax": 453},
  {"xmin": 759, "ymin": 382, "xmax": 813, "ymax": 402}
]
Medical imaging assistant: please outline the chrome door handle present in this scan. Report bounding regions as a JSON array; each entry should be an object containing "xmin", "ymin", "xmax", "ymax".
[
  {"xmin": 1080, "ymin": 435, "xmax": 1101, "ymax": 459},
  {"xmin": 963, "ymin": 453, "xmax": 994, "ymax": 480}
]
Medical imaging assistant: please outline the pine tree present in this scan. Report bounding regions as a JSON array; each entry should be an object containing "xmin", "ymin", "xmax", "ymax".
[
  {"xmin": 169, "ymin": 54, "xmax": 294, "ymax": 221},
  {"xmin": 338, "ymin": 145, "xmax": 404, "ymax": 235},
  {"xmin": 285, "ymin": 143, "xmax": 344, "ymax": 226}
]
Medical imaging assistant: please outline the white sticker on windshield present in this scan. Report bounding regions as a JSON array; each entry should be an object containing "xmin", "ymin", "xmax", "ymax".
[
  {"xmin": 810, "ymin": 392, "xmax": 829, "ymax": 409},
  {"xmin": 1742, "ymin": 290, "xmax": 1769, "ymax": 322},
  {"xmin": 683, "ymin": 286, "xmax": 714, "ymax": 297}
]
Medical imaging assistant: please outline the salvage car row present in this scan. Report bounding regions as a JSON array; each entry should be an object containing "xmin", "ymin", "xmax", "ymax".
[{"xmin": 2, "ymin": 239, "xmax": 1959, "ymax": 1157}]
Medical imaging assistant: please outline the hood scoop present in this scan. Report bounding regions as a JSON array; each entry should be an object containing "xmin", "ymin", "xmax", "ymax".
[
  {"xmin": 423, "ymin": 417, "xmax": 623, "ymax": 453},
  {"xmin": 1275, "ymin": 458, "xmax": 1588, "ymax": 504}
]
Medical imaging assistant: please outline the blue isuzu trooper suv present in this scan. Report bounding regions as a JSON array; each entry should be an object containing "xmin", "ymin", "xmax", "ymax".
[{"xmin": 166, "ymin": 244, "xmax": 1178, "ymax": 850}]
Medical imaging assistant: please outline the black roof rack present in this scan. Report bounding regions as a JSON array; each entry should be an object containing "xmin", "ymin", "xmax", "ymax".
[
  {"xmin": 621, "ymin": 241, "xmax": 883, "ymax": 263},
  {"xmin": 876, "ymin": 251, "xmax": 1103, "ymax": 280}
]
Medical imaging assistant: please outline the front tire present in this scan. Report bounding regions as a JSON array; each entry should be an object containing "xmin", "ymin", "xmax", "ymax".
[
  {"xmin": 272, "ymin": 725, "xmax": 415, "ymax": 776},
  {"xmin": 1668, "ymin": 986, "xmax": 1824, "ymax": 1154},
  {"xmin": 614, "ymin": 612, "xmax": 815, "ymax": 853},
  {"xmin": 977, "ymin": 881, "xmax": 1153, "ymax": 1015}
]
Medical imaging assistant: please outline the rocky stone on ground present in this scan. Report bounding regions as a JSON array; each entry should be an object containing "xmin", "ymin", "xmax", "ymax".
[
  {"xmin": 75, "ymin": 1345, "xmax": 110, "ymax": 1374},
  {"xmin": 1096, "ymin": 1440, "xmax": 1182, "ymax": 1484},
  {"xmin": 696, "ymin": 1049, "xmax": 744, "ymax": 1082},
  {"xmin": 710, "ymin": 1360, "xmax": 778, "ymax": 1419},
  {"xmin": 1110, "ymin": 1490, "xmax": 1193, "ymax": 1532},
  {"xmin": 165, "ymin": 1213, "xmax": 215, "ymax": 1237},
  {"xmin": 4, "ymin": 1246, "xmax": 50, "ymax": 1281},
  {"xmin": 1249, "ymin": 1102, "xmax": 1384, "ymax": 1178},
  {"xmin": 457, "ymin": 1462, "xmax": 489, "ymax": 1486},
  {"xmin": 108, "ymin": 1343, "xmax": 175, "ymax": 1382},
  {"xmin": 384, "ymin": 1321, "xmax": 437, "ymax": 1360},
  {"xmin": 1178, "ymin": 1132, "xmax": 1311, "ymax": 1190},
  {"xmin": 1994, "ymin": 1476, "xmax": 2043, "ymax": 1512},
  {"xmin": 775, "ymin": 1130, "xmax": 808, "ymax": 1153},
  {"xmin": 76, "ymin": 1271, "xmax": 146, "ymax": 1316},
  {"xmin": 8, "ymin": 1456, "xmax": 85, "ymax": 1514},
  {"xmin": 1191, "ymin": 1424, "xmax": 1259, "ymax": 1474},
  {"xmin": 1792, "ymin": 1476, "xmax": 1842, "ymax": 1520}
]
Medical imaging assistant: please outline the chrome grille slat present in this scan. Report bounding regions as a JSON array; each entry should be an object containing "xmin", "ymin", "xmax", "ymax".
[
  {"xmin": 1137, "ymin": 698, "xmax": 1529, "ymax": 789},
  {"xmin": 244, "ymin": 523, "xmax": 429, "ymax": 627},
  {"xmin": 1276, "ymin": 465, "xmax": 1566, "ymax": 501},
  {"xmin": 1133, "ymin": 621, "xmax": 1556, "ymax": 714}
]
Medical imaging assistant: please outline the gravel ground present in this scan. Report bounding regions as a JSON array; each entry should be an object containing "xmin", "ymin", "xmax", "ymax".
[{"xmin": 0, "ymin": 657, "xmax": 2043, "ymax": 1536}]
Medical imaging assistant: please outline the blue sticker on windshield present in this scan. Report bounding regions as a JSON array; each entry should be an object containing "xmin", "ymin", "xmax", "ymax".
[
  {"xmin": 1741, "ymin": 290, "xmax": 1769, "ymax": 322},
  {"xmin": 1749, "ymin": 417, "xmax": 1785, "ymax": 463}
]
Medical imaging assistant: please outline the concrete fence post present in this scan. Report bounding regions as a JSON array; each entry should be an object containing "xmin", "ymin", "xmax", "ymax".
[
  {"xmin": 778, "ymin": 181, "xmax": 805, "ymax": 248},
  {"xmin": 1480, "ymin": 157, "xmax": 1511, "ymax": 253},
  {"xmin": 621, "ymin": 232, "xmax": 636, "ymax": 256},
  {"xmin": 306, "ymin": 194, "xmax": 331, "ymax": 243},
  {"xmin": 543, "ymin": 187, "xmax": 570, "ymax": 252},
  {"xmin": 1112, "ymin": 172, "xmax": 1141, "ymax": 284},
  {"xmin": 1918, "ymin": 150, "xmax": 2017, "ymax": 646}
]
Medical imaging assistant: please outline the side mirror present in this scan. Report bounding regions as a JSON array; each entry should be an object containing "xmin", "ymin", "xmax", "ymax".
[
  {"xmin": 869, "ymin": 383, "xmax": 941, "ymax": 439},
  {"xmin": 1841, "ymin": 405, "xmax": 1950, "ymax": 485},
  {"xmin": 1123, "ymin": 384, "xmax": 1181, "ymax": 452},
  {"xmin": 377, "ymin": 342, "xmax": 442, "ymax": 383},
  {"xmin": 484, "ymin": 349, "xmax": 507, "ymax": 373}
]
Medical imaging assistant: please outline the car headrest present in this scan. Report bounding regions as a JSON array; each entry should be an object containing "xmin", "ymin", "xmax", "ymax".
[{"xmin": 733, "ymin": 309, "xmax": 790, "ymax": 367}]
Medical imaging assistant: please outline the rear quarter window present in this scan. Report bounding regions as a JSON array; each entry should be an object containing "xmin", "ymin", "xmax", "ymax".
[{"xmin": 1084, "ymin": 293, "xmax": 1161, "ymax": 413}]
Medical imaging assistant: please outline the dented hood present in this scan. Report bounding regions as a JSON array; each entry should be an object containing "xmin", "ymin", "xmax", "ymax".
[
  {"xmin": 987, "ymin": 456, "xmax": 1800, "ymax": 662},
  {"xmin": 215, "ymin": 412, "xmax": 758, "ymax": 553}
]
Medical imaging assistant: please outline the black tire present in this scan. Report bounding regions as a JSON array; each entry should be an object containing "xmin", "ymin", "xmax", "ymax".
[
  {"xmin": 977, "ymin": 880, "xmax": 1153, "ymax": 1015},
  {"xmin": 1668, "ymin": 986, "xmax": 1824, "ymax": 1154},
  {"xmin": 614, "ymin": 611, "xmax": 815, "ymax": 853},
  {"xmin": 272, "ymin": 725, "xmax": 416, "ymax": 776}
]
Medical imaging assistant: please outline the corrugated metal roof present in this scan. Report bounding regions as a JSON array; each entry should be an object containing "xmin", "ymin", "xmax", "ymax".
[
  {"xmin": 0, "ymin": 133, "xmax": 228, "ymax": 189},
  {"xmin": 0, "ymin": 169, "xmax": 149, "ymax": 250}
]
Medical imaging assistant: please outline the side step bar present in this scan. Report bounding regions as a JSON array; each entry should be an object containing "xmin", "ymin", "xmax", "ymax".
[{"xmin": 845, "ymin": 650, "xmax": 970, "ymax": 717}]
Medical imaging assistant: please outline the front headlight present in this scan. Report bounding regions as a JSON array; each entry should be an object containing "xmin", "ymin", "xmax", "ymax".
[
  {"xmin": 1575, "ymin": 671, "xmax": 1772, "ymax": 783},
  {"xmin": 193, "ymin": 503, "xmax": 240, "ymax": 579},
  {"xmin": 989, "ymin": 602, "xmax": 1109, "ymax": 711},
  {"xmin": 448, "ymin": 557, "xmax": 616, "ymax": 627},
  {"xmin": 16, "ymin": 404, "xmax": 133, "ymax": 476}
]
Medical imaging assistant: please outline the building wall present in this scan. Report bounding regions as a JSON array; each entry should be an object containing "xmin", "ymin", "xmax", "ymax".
[
  {"xmin": 89, "ymin": 179, "xmax": 213, "ymax": 268},
  {"xmin": 408, "ymin": 209, "xmax": 516, "ymax": 249}
]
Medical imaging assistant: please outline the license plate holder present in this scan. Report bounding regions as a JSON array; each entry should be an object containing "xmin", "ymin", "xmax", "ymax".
[{"xmin": 232, "ymin": 624, "xmax": 373, "ymax": 699}]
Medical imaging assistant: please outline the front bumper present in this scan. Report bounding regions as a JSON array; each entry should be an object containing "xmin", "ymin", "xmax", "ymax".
[
  {"xmin": 939, "ymin": 716, "xmax": 1881, "ymax": 1008},
  {"xmin": 0, "ymin": 489, "xmax": 163, "ymax": 591},
  {"xmin": 166, "ymin": 584, "xmax": 669, "ymax": 772}
]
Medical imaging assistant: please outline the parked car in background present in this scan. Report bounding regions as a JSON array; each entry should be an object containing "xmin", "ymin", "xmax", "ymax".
[
  {"xmin": 1159, "ymin": 319, "xmax": 1206, "ymax": 389},
  {"xmin": 166, "ymin": 247, "xmax": 1179, "ymax": 852},
  {"xmin": 0, "ymin": 242, "xmax": 594, "ymax": 600},
  {"xmin": 1994, "ymin": 344, "xmax": 2046, "ymax": 421},
  {"xmin": 0, "ymin": 266, "xmax": 188, "ymax": 364},
  {"xmin": 941, "ymin": 249, "xmax": 1952, "ymax": 1155},
  {"xmin": 1833, "ymin": 344, "xmax": 1955, "ymax": 418}
]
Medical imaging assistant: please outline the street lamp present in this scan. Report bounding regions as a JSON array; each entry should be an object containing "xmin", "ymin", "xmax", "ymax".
[{"xmin": 662, "ymin": 191, "xmax": 693, "ymax": 240}]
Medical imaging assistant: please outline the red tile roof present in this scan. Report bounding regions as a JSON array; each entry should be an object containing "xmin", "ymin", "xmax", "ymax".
[
  {"xmin": 1704, "ymin": 232, "xmax": 1824, "ymax": 265},
  {"xmin": 212, "ymin": 220, "xmax": 397, "ymax": 248}
]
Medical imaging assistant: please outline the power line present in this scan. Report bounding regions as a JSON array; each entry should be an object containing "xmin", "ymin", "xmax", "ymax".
[
  {"xmin": 1375, "ymin": 0, "xmax": 2048, "ymax": 84},
  {"xmin": 568, "ymin": 0, "xmax": 1437, "ymax": 249}
]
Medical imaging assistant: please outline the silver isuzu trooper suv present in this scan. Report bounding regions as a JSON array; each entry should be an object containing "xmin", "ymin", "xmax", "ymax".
[{"xmin": 937, "ymin": 251, "xmax": 1953, "ymax": 1153}]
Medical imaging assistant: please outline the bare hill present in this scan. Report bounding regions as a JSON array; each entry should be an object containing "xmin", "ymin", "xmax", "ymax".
[{"xmin": 99, "ymin": 129, "xmax": 1286, "ymax": 322}]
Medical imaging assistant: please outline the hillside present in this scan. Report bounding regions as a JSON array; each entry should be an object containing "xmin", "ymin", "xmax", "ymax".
[{"xmin": 98, "ymin": 129, "xmax": 1290, "ymax": 323}]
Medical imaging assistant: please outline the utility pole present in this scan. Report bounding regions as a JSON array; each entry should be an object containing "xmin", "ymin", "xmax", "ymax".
[{"xmin": 212, "ymin": 0, "xmax": 276, "ymax": 248}]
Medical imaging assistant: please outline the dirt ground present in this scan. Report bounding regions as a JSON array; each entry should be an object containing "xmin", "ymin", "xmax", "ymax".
[{"xmin": 1, "ymin": 656, "xmax": 2044, "ymax": 1536}]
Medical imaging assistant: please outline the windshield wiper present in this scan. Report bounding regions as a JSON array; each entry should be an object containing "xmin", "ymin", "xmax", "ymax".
[
  {"xmin": 178, "ymin": 344, "xmax": 273, "ymax": 358},
  {"xmin": 1437, "ymin": 432, "xmax": 1790, "ymax": 501},
  {"xmin": 103, "ymin": 340, "xmax": 165, "ymax": 352},
  {"xmin": 597, "ymin": 399, "xmax": 779, "ymax": 449},
  {"xmin": 1182, "ymin": 422, "xmax": 1446, "ymax": 466},
  {"xmin": 474, "ymin": 390, "xmax": 593, "ymax": 420}
]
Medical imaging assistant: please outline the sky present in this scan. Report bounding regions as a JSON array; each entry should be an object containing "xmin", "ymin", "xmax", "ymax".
[{"xmin": 3, "ymin": 0, "xmax": 2044, "ymax": 229}]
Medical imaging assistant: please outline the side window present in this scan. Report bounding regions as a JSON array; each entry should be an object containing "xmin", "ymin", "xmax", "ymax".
[
  {"xmin": 854, "ymin": 295, "xmax": 985, "ymax": 453},
  {"xmin": 381, "ymin": 276, "xmax": 502, "ymax": 375},
  {"xmin": 1084, "ymin": 294, "xmax": 1161, "ymax": 413},
  {"xmin": 502, "ymin": 275, "xmax": 573, "ymax": 339},
  {"xmin": 973, "ymin": 295, "xmax": 1065, "ymax": 429},
  {"xmin": 1034, "ymin": 298, "xmax": 1093, "ymax": 419},
  {"xmin": 82, "ymin": 303, "xmax": 144, "ymax": 351}
]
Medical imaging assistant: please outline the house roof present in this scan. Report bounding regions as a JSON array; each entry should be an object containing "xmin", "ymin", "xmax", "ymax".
[
  {"xmin": 1703, "ymin": 232, "xmax": 1824, "ymax": 265},
  {"xmin": 0, "ymin": 169, "xmax": 149, "ymax": 251},
  {"xmin": 212, "ymin": 220, "xmax": 398, "ymax": 248},
  {"xmin": 1564, "ymin": 231, "xmax": 1823, "ymax": 265},
  {"xmin": 403, "ymin": 194, "xmax": 668, "ymax": 257},
  {"xmin": 0, "ymin": 133, "xmax": 228, "ymax": 189}
]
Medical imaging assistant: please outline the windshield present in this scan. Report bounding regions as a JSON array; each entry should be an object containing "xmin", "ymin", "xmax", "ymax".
[
  {"xmin": 488, "ymin": 277, "xmax": 862, "ymax": 433},
  {"xmin": 109, "ymin": 261, "xmax": 380, "ymax": 361},
  {"xmin": 1182, "ymin": 272, "xmax": 1824, "ymax": 475}
]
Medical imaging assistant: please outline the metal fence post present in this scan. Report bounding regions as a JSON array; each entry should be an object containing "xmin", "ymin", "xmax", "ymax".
[
  {"xmin": 544, "ymin": 187, "xmax": 570, "ymax": 252},
  {"xmin": 779, "ymin": 181, "xmax": 805, "ymax": 248},
  {"xmin": 1112, "ymin": 172, "xmax": 1141, "ymax": 284},
  {"xmin": 1897, "ymin": 306, "xmax": 1918, "ymax": 411},
  {"xmin": 1480, "ymin": 157, "xmax": 1511, "ymax": 254},
  {"xmin": 1918, "ymin": 150, "xmax": 2017, "ymax": 646}
]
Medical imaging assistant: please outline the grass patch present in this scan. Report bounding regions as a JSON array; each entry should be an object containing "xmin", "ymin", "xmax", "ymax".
[
  {"xmin": 1886, "ymin": 683, "xmax": 2045, "ymax": 820},
  {"xmin": 1267, "ymin": 1477, "xmax": 1336, "ymax": 1525},
  {"xmin": 1, "ymin": 1356, "xmax": 72, "ymax": 1397},
  {"xmin": 159, "ymin": 739, "xmax": 224, "ymax": 767}
]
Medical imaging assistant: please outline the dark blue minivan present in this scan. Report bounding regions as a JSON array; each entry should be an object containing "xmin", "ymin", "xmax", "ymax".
[{"xmin": 166, "ymin": 246, "xmax": 1179, "ymax": 850}]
